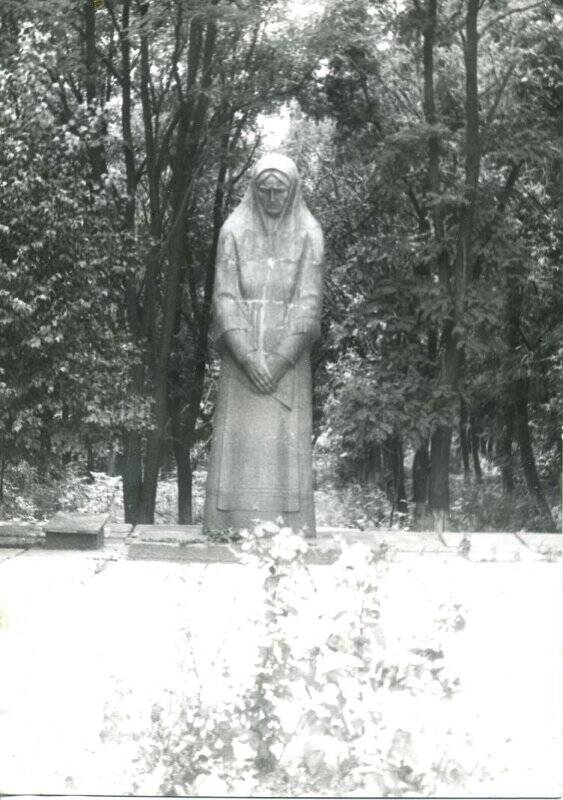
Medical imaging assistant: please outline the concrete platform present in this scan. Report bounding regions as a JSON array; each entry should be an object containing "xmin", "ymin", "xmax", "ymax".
[
  {"xmin": 1, "ymin": 515, "xmax": 561, "ymax": 564},
  {"xmin": 128, "ymin": 525, "xmax": 561, "ymax": 564},
  {"xmin": 0, "ymin": 541, "xmax": 560, "ymax": 796}
]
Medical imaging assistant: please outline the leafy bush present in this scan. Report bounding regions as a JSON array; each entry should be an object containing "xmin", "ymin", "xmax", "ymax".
[
  {"xmin": 0, "ymin": 462, "xmax": 96, "ymax": 521},
  {"xmin": 315, "ymin": 480, "xmax": 393, "ymax": 529},
  {"xmin": 449, "ymin": 470, "xmax": 562, "ymax": 533},
  {"xmin": 0, "ymin": 464, "xmax": 210, "ymax": 524},
  {"xmin": 136, "ymin": 524, "xmax": 478, "ymax": 796}
]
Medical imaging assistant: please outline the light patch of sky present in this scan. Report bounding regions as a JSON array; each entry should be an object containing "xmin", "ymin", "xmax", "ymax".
[
  {"xmin": 257, "ymin": 0, "xmax": 393, "ymax": 149},
  {"xmin": 258, "ymin": 103, "xmax": 292, "ymax": 152},
  {"xmin": 287, "ymin": 0, "xmax": 325, "ymax": 21},
  {"xmin": 257, "ymin": 0, "xmax": 325, "ymax": 151}
]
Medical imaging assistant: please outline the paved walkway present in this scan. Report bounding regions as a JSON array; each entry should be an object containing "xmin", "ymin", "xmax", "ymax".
[{"xmin": 0, "ymin": 528, "xmax": 561, "ymax": 797}]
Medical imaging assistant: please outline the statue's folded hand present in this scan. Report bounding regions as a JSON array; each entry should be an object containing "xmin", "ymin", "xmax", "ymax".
[
  {"xmin": 242, "ymin": 350, "xmax": 274, "ymax": 394},
  {"xmin": 266, "ymin": 352, "xmax": 292, "ymax": 388}
]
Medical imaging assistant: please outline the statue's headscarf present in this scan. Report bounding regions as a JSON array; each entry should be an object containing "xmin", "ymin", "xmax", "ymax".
[
  {"xmin": 213, "ymin": 151, "xmax": 323, "ymax": 354},
  {"xmin": 228, "ymin": 152, "xmax": 315, "ymax": 237}
]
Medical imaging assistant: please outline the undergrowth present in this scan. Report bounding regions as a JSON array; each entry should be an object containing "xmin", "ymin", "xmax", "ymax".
[{"xmin": 0, "ymin": 459, "xmax": 559, "ymax": 532}]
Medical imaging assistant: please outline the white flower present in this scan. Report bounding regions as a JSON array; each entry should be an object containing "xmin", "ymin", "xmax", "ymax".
[
  {"xmin": 191, "ymin": 772, "xmax": 229, "ymax": 796},
  {"xmin": 232, "ymin": 737, "xmax": 255, "ymax": 762},
  {"xmin": 270, "ymin": 531, "xmax": 308, "ymax": 561},
  {"xmin": 337, "ymin": 542, "xmax": 375, "ymax": 570},
  {"xmin": 321, "ymin": 682, "xmax": 340, "ymax": 705},
  {"xmin": 255, "ymin": 520, "xmax": 280, "ymax": 537},
  {"xmin": 303, "ymin": 734, "xmax": 348, "ymax": 769},
  {"xmin": 316, "ymin": 651, "xmax": 365, "ymax": 676}
]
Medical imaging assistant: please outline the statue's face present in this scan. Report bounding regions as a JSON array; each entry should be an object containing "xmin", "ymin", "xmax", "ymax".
[{"xmin": 256, "ymin": 171, "xmax": 290, "ymax": 218}]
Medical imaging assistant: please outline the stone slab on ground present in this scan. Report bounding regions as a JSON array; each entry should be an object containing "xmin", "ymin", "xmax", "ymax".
[
  {"xmin": 128, "ymin": 528, "xmax": 540, "ymax": 563},
  {"xmin": 0, "ymin": 522, "xmax": 44, "ymax": 548},
  {"xmin": 43, "ymin": 512, "xmax": 108, "ymax": 550},
  {"xmin": 128, "ymin": 539, "xmax": 365, "ymax": 565},
  {"xmin": 127, "ymin": 525, "xmax": 468, "ymax": 564},
  {"xmin": 127, "ymin": 532, "xmax": 451, "ymax": 564},
  {"xmin": 128, "ymin": 541, "xmax": 240, "ymax": 563},
  {"xmin": 105, "ymin": 523, "xmax": 134, "ymax": 540},
  {"xmin": 131, "ymin": 524, "xmax": 205, "ymax": 544}
]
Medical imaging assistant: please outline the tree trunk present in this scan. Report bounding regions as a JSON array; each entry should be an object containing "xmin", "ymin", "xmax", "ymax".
[
  {"xmin": 427, "ymin": 0, "xmax": 481, "ymax": 532},
  {"xmin": 0, "ymin": 439, "xmax": 6, "ymax": 503},
  {"xmin": 83, "ymin": 0, "xmax": 106, "ymax": 182},
  {"xmin": 38, "ymin": 409, "xmax": 53, "ymax": 475},
  {"xmin": 123, "ymin": 429, "xmax": 143, "ymax": 524},
  {"xmin": 117, "ymin": 0, "xmax": 145, "ymax": 525},
  {"xmin": 394, "ymin": 435, "xmax": 408, "ymax": 516},
  {"xmin": 139, "ymin": 439, "xmax": 160, "ymax": 523},
  {"xmin": 459, "ymin": 399, "xmax": 471, "ymax": 481},
  {"xmin": 412, "ymin": 441, "xmax": 430, "ymax": 525},
  {"xmin": 362, "ymin": 443, "xmax": 381, "ymax": 487},
  {"xmin": 175, "ymin": 442, "xmax": 193, "ymax": 524},
  {"xmin": 106, "ymin": 446, "xmax": 117, "ymax": 476},
  {"xmin": 486, "ymin": 435, "xmax": 494, "ymax": 461},
  {"xmin": 429, "ymin": 425, "xmax": 452, "ymax": 532},
  {"xmin": 86, "ymin": 438, "xmax": 95, "ymax": 480},
  {"xmin": 139, "ymin": 361, "xmax": 172, "ymax": 523},
  {"xmin": 499, "ymin": 403, "xmax": 515, "ymax": 496},
  {"xmin": 469, "ymin": 411, "xmax": 483, "ymax": 484},
  {"xmin": 383, "ymin": 434, "xmax": 407, "ymax": 522},
  {"xmin": 170, "ymin": 125, "xmax": 230, "ymax": 524},
  {"xmin": 513, "ymin": 376, "xmax": 555, "ymax": 530}
]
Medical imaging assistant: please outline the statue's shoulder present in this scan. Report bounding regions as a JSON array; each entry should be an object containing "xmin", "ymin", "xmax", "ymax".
[
  {"xmin": 301, "ymin": 207, "xmax": 323, "ymax": 235},
  {"xmin": 303, "ymin": 212, "xmax": 324, "ymax": 249},
  {"xmin": 219, "ymin": 218, "xmax": 237, "ymax": 238},
  {"xmin": 220, "ymin": 206, "xmax": 253, "ymax": 240}
]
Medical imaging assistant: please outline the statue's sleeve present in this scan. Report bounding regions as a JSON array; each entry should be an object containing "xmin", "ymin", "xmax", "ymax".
[
  {"xmin": 276, "ymin": 224, "xmax": 324, "ymax": 365},
  {"xmin": 212, "ymin": 227, "xmax": 249, "ymax": 341}
]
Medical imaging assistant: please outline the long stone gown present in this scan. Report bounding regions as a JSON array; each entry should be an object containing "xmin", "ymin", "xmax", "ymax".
[{"xmin": 203, "ymin": 154, "xmax": 324, "ymax": 537}]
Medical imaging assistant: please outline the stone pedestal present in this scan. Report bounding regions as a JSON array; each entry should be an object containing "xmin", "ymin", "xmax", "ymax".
[{"xmin": 43, "ymin": 513, "xmax": 108, "ymax": 549}]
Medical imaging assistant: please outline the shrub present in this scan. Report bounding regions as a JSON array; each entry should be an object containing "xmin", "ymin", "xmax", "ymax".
[{"xmin": 137, "ymin": 524, "xmax": 478, "ymax": 796}]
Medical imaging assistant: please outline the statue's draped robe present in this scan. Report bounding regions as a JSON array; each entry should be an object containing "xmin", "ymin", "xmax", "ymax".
[{"xmin": 203, "ymin": 157, "xmax": 323, "ymax": 536}]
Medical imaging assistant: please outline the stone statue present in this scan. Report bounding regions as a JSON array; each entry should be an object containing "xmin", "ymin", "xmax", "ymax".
[{"xmin": 203, "ymin": 153, "xmax": 324, "ymax": 537}]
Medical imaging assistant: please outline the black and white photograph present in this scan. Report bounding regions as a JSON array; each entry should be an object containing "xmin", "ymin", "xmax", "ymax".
[{"xmin": 0, "ymin": 0, "xmax": 561, "ymax": 796}]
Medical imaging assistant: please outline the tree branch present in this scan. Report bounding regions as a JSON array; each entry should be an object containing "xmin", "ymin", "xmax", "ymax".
[{"xmin": 479, "ymin": 1, "xmax": 544, "ymax": 36}]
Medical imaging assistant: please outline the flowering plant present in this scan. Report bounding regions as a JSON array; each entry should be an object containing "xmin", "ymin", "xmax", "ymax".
[{"xmin": 138, "ymin": 523, "xmax": 477, "ymax": 796}]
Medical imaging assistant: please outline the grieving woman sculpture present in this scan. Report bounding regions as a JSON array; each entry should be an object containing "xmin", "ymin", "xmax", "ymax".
[{"xmin": 203, "ymin": 153, "xmax": 324, "ymax": 537}]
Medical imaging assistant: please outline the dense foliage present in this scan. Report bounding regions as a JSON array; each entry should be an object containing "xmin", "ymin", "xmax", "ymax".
[{"xmin": 0, "ymin": 0, "xmax": 560, "ymax": 530}]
